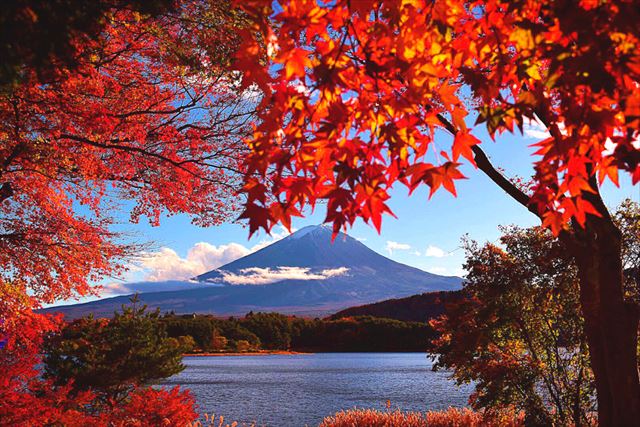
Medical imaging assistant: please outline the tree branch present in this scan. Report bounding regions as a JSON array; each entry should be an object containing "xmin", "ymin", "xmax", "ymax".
[
  {"xmin": 471, "ymin": 145, "xmax": 539, "ymax": 217},
  {"xmin": 436, "ymin": 113, "xmax": 540, "ymax": 218},
  {"xmin": 0, "ymin": 182, "xmax": 13, "ymax": 202}
]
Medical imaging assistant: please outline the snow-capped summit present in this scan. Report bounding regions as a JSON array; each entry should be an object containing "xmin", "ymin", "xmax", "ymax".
[{"xmin": 288, "ymin": 224, "xmax": 334, "ymax": 240}]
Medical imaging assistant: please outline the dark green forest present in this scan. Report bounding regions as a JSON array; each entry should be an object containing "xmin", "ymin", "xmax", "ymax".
[
  {"xmin": 160, "ymin": 312, "xmax": 434, "ymax": 353},
  {"xmin": 329, "ymin": 291, "xmax": 464, "ymax": 322}
]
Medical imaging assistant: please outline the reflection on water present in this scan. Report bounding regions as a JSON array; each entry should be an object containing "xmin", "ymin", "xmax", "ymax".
[{"xmin": 161, "ymin": 353, "xmax": 473, "ymax": 427}]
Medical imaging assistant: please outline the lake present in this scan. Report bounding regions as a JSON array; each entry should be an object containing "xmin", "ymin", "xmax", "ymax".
[{"xmin": 161, "ymin": 353, "xmax": 474, "ymax": 427}]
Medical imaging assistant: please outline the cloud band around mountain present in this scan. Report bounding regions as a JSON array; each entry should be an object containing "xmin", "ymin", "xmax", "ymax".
[{"xmin": 218, "ymin": 266, "xmax": 350, "ymax": 285}]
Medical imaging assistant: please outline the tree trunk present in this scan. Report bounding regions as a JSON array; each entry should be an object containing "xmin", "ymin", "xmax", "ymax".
[{"xmin": 571, "ymin": 217, "xmax": 640, "ymax": 426}]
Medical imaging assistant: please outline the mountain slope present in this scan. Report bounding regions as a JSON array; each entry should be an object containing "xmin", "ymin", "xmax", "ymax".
[
  {"xmin": 329, "ymin": 290, "xmax": 465, "ymax": 323},
  {"xmin": 49, "ymin": 225, "xmax": 462, "ymax": 318},
  {"xmin": 196, "ymin": 225, "xmax": 438, "ymax": 283}
]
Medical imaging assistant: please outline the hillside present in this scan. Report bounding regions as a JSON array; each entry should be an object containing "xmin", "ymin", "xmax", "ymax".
[{"xmin": 329, "ymin": 290, "xmax": 465, "ymax": 323}]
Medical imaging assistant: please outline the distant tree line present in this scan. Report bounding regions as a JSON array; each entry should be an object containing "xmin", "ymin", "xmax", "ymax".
[
  {"xmin": 329, "ymin": 291, "xmax": 464, "ymax": 323},
  {"xmin": 159, "ymin": 312, "xmax": 434, "ymax": 353}
]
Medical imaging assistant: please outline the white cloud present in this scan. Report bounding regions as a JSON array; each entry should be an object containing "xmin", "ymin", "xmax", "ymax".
[
  {"xmin": 425, "ymin": 245, "xmax": 448, "ymax": 258},
  {"xmin": 127, "ymin": 225, "xmax": 298, "ymax": 282},
  {"xmin": 219, "ymin": 266, "xmax": 349, "ymax": 285},
  {"xmin": 134, "ymin": 243, "xmax": 251, "ymax": 282},
  {"xmin": 452, "ymin": 267, "xmax": 467, "ymax": 277},
  {"xmin": 523, "ymin": 117, "xmax": 551, "ymax": 139},
  {"xmin": 523, "ymin": 116, "xmax": 567, "ymax": 140},
  {"xmin": 425, "ymin": 266, "xmax": 466, "ymax": 277},
  {"xmin": 322, "ymin": 267, "xmax": 350, "ymax": 278},
  {"xmin": 385, "ymin": 240, "xmax": 411, "ymax": 255},
  {"xmin": 102, "ymin": 282, "xmax": 129, "ymax": 294}
]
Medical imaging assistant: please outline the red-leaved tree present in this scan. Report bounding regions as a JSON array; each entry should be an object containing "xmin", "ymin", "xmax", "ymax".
[
  {"xmin": 1, "ymin": 1, "xmax": 252, "ymax": 423},
  {"xmin": 234, "ymin": 0, "xmax": 640, "ymax": 424},
  {"xmin": 1, "ymin": 1, "xmax": 252, "ymax": 305}
]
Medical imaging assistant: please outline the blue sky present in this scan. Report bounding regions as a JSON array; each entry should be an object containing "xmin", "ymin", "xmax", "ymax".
[{"xmin": 89, "ymin": 119, "xmax": 638, "ymax": 299}]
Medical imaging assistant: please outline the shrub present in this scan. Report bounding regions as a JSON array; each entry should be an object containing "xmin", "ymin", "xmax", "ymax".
[
  {"xmin": 109, "ymin": 386, "xmax": 198, "ymax": 427},
  {"xmin": 319, "ymin": 407, "xmax": 525, "ymax": 427}
]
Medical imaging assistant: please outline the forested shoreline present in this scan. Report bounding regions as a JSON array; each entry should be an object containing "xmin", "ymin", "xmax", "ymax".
[{"xmin": 160, "ymin": 312, "xmax": 434, "ymax": 353}]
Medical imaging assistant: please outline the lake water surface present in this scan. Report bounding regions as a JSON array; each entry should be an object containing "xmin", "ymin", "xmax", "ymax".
[{"xmin": 161, "ymin": 353, "xmax": 474, "ymax": 427}]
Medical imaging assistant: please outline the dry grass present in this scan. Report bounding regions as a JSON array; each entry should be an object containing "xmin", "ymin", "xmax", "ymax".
[
  {"xmin": 319, "ymin": 407, "xmax": 525, "ymax": 427},
  {"xmin": 188, "ymin": 413, "xmax": 256, "ymax": 427},
  {"xmin": 189, "ymin": 407, "xmax": 526, "ymax": 427}
]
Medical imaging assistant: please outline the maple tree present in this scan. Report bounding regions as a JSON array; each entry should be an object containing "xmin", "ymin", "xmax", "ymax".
[
  {"xmin": 432, "ymin": 201, "xmax": 638, "ymax": 424},
  {"xmin": 1, "ymin": 0, "xmax": 253, "ymax": 307},
  {"xmin": 235, "ymin": 0, "xmax": 640, "ymax": 424},
  {"xmin": 1, "ymin": 1, "xmax": 252, "ymax": 424},
  {"xmin": 430, "ymin": 226, "xmax": 596, "ymax": 426}
]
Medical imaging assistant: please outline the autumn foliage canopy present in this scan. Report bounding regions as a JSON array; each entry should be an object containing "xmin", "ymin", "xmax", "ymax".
[
  {"xmin": 1, "ymin": 2, "xmax": 252, "ymax": 308},
  {"xmin": 236, "ymin": 0, "xmax": 639, "ymax": 236},
  {"xmin": 233, "ymin": 2, "xmax": 640, "ymax": 423},
  {"xmin": 1, "ymin": 2, "xmax": 252, "ymax": 424}
]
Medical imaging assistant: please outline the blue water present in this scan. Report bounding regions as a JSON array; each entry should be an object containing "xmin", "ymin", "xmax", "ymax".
[{"xmin": 161, "ymin": 353, "xmax": 473, "ymax": 427}]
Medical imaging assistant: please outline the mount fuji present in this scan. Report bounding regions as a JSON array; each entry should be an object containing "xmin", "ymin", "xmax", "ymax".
[{"xmin": 50, "ymin": 225, "xmax": 462, "ymax": 318}]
